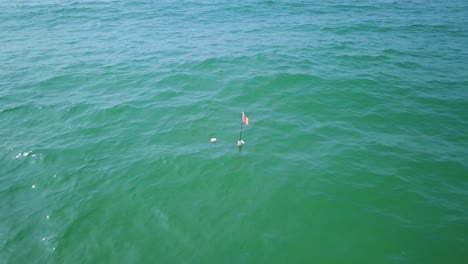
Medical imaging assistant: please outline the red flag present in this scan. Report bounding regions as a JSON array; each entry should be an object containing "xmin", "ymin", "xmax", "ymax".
[{"xmin": 242, "ymin": 112, "xmax": 249, "ymax": 126}]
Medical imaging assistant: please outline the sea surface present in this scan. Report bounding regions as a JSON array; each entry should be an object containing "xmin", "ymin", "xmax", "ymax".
[{"xmin": 1, "ymin": 0, "xmax": 467, "ymax": 263}]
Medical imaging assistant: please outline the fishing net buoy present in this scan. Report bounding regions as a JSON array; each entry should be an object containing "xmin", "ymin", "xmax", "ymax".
[
  {"xmin": 237, "ymin": 140, "xmax": 245, "ymax": 147},
  {"xmin": 210, "ymin": 138, "xmax": 217, "ymax": 143}
]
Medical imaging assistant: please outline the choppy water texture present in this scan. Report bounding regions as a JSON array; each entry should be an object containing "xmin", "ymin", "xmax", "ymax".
[{"xmin": 1, "ymin": 0, "xmax": 468, "ymax": 263}]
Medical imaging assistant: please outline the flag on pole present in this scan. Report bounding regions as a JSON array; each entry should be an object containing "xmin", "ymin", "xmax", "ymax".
[{"xmin": 242, "ymin": 112, "xmax": 249, "ymax": 126}]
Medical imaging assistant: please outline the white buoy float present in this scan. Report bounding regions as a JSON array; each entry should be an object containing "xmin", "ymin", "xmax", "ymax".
[
  {"xmin": 210, "ymin": 138, "xmax": 217, "ymax": 143},
  {"xmin": 237, "ymin": 140, "xmax": 245, "ymax": 147}
]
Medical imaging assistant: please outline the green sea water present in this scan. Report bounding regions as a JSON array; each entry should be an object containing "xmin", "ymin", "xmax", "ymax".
[{"xmin": 1, "ymin": 0, "xmax": 468, "ymax": 263}]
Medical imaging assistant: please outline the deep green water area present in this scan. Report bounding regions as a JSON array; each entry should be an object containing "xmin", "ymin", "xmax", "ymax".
[{"xmin": 1, "ymin": 0, "xmax": 467, "ymax": 263}]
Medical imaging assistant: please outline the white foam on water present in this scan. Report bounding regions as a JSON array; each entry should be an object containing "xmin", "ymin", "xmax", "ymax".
[{"xmin": 15, "ymin": 150, "xmax": 32, "ymax": 159}]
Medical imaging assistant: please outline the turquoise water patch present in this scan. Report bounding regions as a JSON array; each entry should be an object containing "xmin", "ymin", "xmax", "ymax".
[{"xmin": 1, "ymin": 0, "xmax": 467, "ymax": 263}]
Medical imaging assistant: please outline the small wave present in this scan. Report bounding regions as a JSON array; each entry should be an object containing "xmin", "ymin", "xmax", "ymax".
[{"xmin": 14, "ymin": 150, "xmax": 36, "ymax": 159}]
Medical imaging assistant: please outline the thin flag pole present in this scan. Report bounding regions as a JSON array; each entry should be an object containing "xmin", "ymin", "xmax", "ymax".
[
  {"xmin": 238, "ymin": 112, "xmax": 248, "ymax": 146},
  {"xmin": 239, "ymin": 118, "xmax": 243, "ymax": 140}
]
